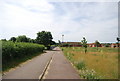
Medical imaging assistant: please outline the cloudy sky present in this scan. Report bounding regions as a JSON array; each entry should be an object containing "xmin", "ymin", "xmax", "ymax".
[{"xmin": 0, "ymin": 0, "xmax": 119, "ymax": 43}]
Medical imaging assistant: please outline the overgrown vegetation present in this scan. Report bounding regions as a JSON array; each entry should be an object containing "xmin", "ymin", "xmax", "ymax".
[
  {"xmin": 62, "ymin": 47, "xmax": 118, "ymax": 79},
  {"xmin": 2, "ymin": 41, "xmax": 45, "ymax": 71},
  {"xmin": 79, "ymin": 69, "xmax": 101, "ymax": 79},
  {"xmin": 75, "ymin": 60, "xmax": 86, "ymax": 70}
]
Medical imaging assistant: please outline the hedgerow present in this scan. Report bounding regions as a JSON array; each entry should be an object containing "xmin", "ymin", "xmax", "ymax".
[{"xmin": 2, "ymin": 41, "xmax": 44, "ymax": 66}]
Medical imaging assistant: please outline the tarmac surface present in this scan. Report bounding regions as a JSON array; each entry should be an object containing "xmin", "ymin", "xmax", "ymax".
[{"xmin": 44, "ymin": 47, "xmax": 80, "ymax": 79}]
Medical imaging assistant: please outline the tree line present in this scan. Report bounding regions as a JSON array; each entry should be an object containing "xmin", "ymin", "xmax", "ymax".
[{"xmin": 1, "ymin": 31, "xmax": 56, "ymax": 49}]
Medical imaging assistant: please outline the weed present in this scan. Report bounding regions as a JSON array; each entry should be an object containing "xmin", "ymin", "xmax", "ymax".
[
  {"xmin": 79, "ymin": 69, "xmax": 102, "ymax": 79},
  {"xmin": 75, "ymin": 60, "xmax": 86, "ymax": 70}
]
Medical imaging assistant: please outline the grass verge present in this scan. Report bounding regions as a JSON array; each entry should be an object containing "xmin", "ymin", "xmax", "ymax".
[
  {"xmin": 2, "ymin": 52, "xmax": 44, "ymax": 73},
  {"xmin": 61, "ymin": 47, "xmax": 118, "ymax": 79}
]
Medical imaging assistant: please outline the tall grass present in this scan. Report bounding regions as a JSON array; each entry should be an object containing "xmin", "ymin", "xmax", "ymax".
[
  {"xmin": 62, "ymin": 47, "xmax": 118, "ymax": 79},
  {"xmin": 75, "ymin": 60, "xmax": 86, "ymax": 70},
  {"xmin": 2, "ymin": 41, "xmax": 45, "ymax": 71}
]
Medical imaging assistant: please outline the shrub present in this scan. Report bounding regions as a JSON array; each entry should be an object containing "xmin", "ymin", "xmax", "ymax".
[{"xmin": 2, "ymin": 41, "xmax": 44, "ymax": 65}]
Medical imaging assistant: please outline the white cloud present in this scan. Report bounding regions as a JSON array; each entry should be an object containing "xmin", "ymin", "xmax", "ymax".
[
  {"xmin": 46, "ymin": 0, "xmax": 119, "ymax": 2},
  {"xmin": 51, "ymin": 2, "xmax": 118, "ymax": 42},
  {"xmin": 0, "ymin": 0, "xmax": 54, "ymax": 38},
  {"xmin": 0, "ymin": 0, "xmax": 118, "ymax": 43}
]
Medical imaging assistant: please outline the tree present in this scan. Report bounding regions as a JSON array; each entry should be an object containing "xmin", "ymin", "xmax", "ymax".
[
  {"xmin": 16, "ymin": 35, "xmax": 29, "ymax": 42},
  {"xmin": 1, "ymin": 39, "xmax": 7, "ymax": 41},
  {"xmin": 117, "ymin": 37, "xmax": 120, "ymax": 47},
  {"xmin": 104, "ymin": 43, "xmax": 111, "ymax": 47},
  {"xmin": 81, "ymin": 37, "xmax": 87, "ymax": 53},
  {"xmin": 95, "ymin": 40, "xmax": 100, "ymax": 50},
  {"xmin": 117, "ymin": 37, "xmax": 120, "ymax": 42},
  {"xmin": 9, "ymin": 37, "xmax": 16, "ymax": 42},
  {"xmin": 36, "ymin": 31, "xmax": 53, "ymax": 49},
  {"xmin": 29, "ymin": 39, "xmax": 36, "ymax": 43},
  {"xmin": 50, "ymin": 41, "xmax": 56, "ymax": 45}
]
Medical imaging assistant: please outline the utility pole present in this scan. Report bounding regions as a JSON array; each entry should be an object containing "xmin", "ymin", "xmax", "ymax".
[{"xmin": 62, "ymin": 35, "xmax": 64, "ymax": 43}]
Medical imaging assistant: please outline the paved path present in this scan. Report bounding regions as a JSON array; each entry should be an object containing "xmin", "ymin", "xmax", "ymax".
[
  {"xmin": 2, "ymin": 51, "xmax": 54, "ymax": 79},
  {"xmin": 44, "ymin": 47, "xmax": 80, "ymax": 79}
]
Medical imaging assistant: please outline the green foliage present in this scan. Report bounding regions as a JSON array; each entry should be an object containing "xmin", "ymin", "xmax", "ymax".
[
  {"xmin": 62, "ymin": 47, "xmax": 118, "ymax": 53},
  {"xmin": 79, "ymin": 69, "xmax": 101, "ymax": 79},
  {"xmin": 103, "ymin": 43, "xmax": 111, "ymax": 47},
  {"xmin": 95, "ymin": 40, "xmax": 100, "ymax": 47},
  {"xmin": 36, "ymin": 31, "xmax": 53, "ymax": 49},
  {"xmin": 16, "ymin": 35, "xmax": 29, "ymax": 42},
  {"xmin": 95, "ymin": 40, "xmax": 100, "ymax": 51},
  {"xmin": 9, "ymin": 37, "xmax": 16, "ymax": 42},
  {"xmin": 50, "ymin": 41, "xmax": 56, "ymax": 45},
  {"xmin": 2, "ymin": 41, "xmax": 44, "ymax": 71},
  {"xmin": 117, "ymin": 37, "xmax": 120, "ymax": 42},
  {"xmin": 65, "ymin": 52, "xmax": 74, "ymax": 61},
  {"xmin": 75, "ymin": 60, "xmax": 86, "ymax": 70},
  {"xmin": 81, "ymin": 37, "xmax": 87, "ymax": 48},
  {"xmin": 75, "ymin": 59, "xmax": 101, "ymax": 79},
  {"xmin": 0, "ymin": 41, "xmax": 2, "ymax": 73},
  {"xmin": 1, "ymin": 39, "xmax": 7, "ymax": 41},
  {"xmin": 28, "ymin": 39, "xmax": 36, "ymax": 43},
  {"xmin": 81, "ymin": 37, "xmax": 87, "ymax": 53},
  {"xmin": 9, "ymin": 36, "xmax": 36, "ymax": 43}
]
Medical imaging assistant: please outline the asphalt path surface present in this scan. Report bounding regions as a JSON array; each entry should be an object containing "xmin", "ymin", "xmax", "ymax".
[{"xmin": 44, "ymin": 47, "xmax": 80, "ymax": 79}]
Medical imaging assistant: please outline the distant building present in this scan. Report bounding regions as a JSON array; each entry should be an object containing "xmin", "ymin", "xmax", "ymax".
[
  {"xmin": 61, "ymin": 42, "xmax": 120, "ymax": 48},
  {"xmin": 111, "ymin": 43, "xmax": 120, "ymax": 48},
  {"xmin": 87, "ymin": 43, "xmax": 96, "ymax": 47},
  {"xmin": 62, "ymin": 42, "xmax": 82, "ymax": 47},
  {"xmin": 87, "ymin": 43, "xmax": 103, "ymax": 47}
]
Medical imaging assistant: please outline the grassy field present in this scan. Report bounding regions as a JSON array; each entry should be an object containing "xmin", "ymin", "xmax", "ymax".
[{"xmin": 62, "ymin": 47, "xmax": 118, "ymax": 79}]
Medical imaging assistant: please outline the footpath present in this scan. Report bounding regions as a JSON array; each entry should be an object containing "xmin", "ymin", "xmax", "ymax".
[{"xmin": 44, "ymin": 47, "xmax": 80, "ymax": 79}]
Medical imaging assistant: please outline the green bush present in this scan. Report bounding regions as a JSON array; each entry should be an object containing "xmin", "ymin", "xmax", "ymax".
[
  {"xmin": 75, "ymin": 60, "xmax": 86, "ymax": 70},
  {"xmin": 2, "ymin": 41, "xmax": 44, "ymax": 65}
]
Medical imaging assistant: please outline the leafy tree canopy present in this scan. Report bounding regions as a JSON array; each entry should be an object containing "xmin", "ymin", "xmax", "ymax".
[
  {"xmin": 9, "ymin": 37, "xmax": 16, "ymax": 42},
  {"xmin": 95, "ymin": 40, "xmax": 100, "ymax": 47},
  {"xmin": 81, "ymin": 37, "xmax": 87, "ymax": 48},
  {"xmin": 36, "ymin": 31, "xmax": 53, "ymax": 47},
  {"xmin": 16, "ymin": 35, "xmax": 29, "ymax": 42}
]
